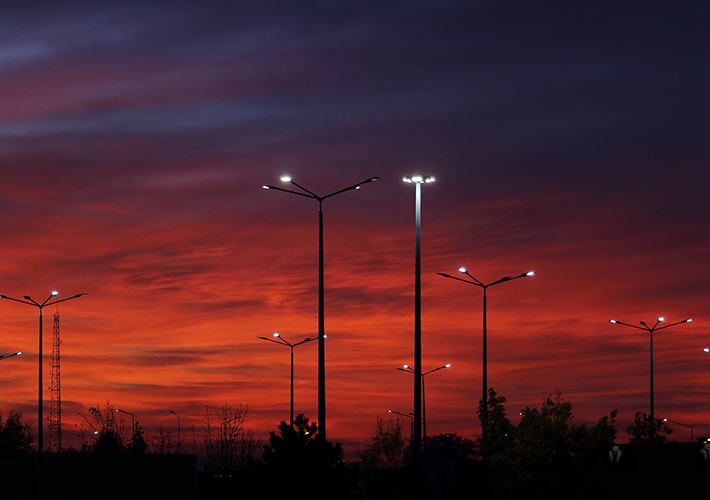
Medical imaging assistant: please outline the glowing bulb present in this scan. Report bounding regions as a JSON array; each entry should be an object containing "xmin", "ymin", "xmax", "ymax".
[
  {"xmin": 273, "ymin": 333, "xmax": 280, "ymax": 338},
  {"xmin": 458, "ymin": 267, "xmax": 467, "ymax": 274},
  {"xmin": 51, "ymin": 291, "xmax": 58, "ymax": 296},
  {"xmin": 280, "ymin": 176, "xmax": 292, "ymax": 183},
  {"xmin": 658, "ymin": 317, "xmax": 665, "ymax": 322},
  {"xmin": 526, "ymin": 271, "xmax": 535, "ymax": 276}
]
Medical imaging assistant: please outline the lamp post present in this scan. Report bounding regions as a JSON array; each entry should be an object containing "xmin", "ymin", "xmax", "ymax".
[
  {"xmin": 437, "ymin": 268, "xmax": 533, "ymax": 440},
  {"xmin": 388, "ymin": 409, "xmax": 415, "ymax": 442},
  {"xmin": 0, "ymin": 351, "xmax": 22, "ymax": 361},
  {"xmin": 610, "ymin": 316, "xmax": 692, "ymax": 442},
  {"xmin": 663, "ymin": 418, "xmax": 693, "ymax": 443},
  {"xmin": 116, "ymin": 409, "xmax": 135, "ymax": 443},
  {"xmin": 258, "ymin": 332, "xmax": 316, "ymax": 427},
  {"xmin": 263, "ymin": 175, "xmax": 378, "ymax": 438},
  {"xmin": 403, "ymin": 174, "xmax": 434, "ymax": 467},
  {"xmin": 170, "ymin": 410, "xmax": 181, "ymax": 453},
  {"xmin": 0, "ymin": 291, "xmax": 85, "ymax": 452},
  {"xmin": 397, "ymin": 363, "xmax": 450, "ymax": 447}
]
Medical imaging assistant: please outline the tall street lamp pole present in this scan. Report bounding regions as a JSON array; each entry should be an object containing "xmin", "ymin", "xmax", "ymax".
[
  {"xmin": 610, "ymin": 316, "xmax": 692, "ymax": 443},
  {"xmin": 263, "ymin": 175, "xmax": 378, "ymax": 438},
  {"xmin": 170, "ymin": 410, "xmax": 181, "ymax": 453},
  {"xmin": 116, "ymin": 409, "xmax": 136, "ymax": 443},
  {"xmin": 388, "ymin": 409, "xmax": 415, "ymax": 442},
  {"xmin": 437, "ymin": 268, "xmax": 533, "ymax": 440},
  {"xmin": 403, "ymin": 174, "xmax": 434, "ymax": 467},
  {"xmin": 397, "ymin": 363, "xmax": 450, "ymax": 446},
  {"xmin": 258, "ymin": 332, "xmax": 316, "ymax": 428},
  {"xmin": 0, "ymin": 351, "xmax": 22, "ymax": 361},
  {"xmin": 0, "ymin": 291, "xmax": 86, "ymax": 452},
  {"xmin": 663, "ymin": 418, "xmax": 693, "ymax": 443}
]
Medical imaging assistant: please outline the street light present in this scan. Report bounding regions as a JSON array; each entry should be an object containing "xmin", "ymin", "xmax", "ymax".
[
  {"xmin": 0, "ymin": 351, "xmax": 22, "ymax": 361},
  {"xmin": 403, "ymin": 174, "xmax": 434, "ymax": 467},
  {"xmin": 610, "ymin": 316, "xmax": 692, "ymax": 442},
  {"xmin": 389, "ymin": 409, "xmax": 415, "ymax": 442},
  {"xmin": 663, "ymin": 418, "xmax": 693, "ymax": 443},
  {"xmin": 170, "ymin": 410, "xmax": 181, "ymax": 453},
  {"xmin": 437, "ymin": 268, "xmax": 533, "ymax": 440},
  {"xmin": 263, "ymin": 175, "xmax": 378, "ymax": 438},
  {"xmin": 116, "ymin": 409, "xmax": 136, "ymax": 443},
  {"xmin": 258, "ymin": 332, "xmax": 317, "ymax": 428},
  {"xmin": 397, "ymin": 363, "xmax": 450, "ymax": 446},
  {"xmin": 0, "ymin": 291, "xmax": 86, "ymax": 452}
]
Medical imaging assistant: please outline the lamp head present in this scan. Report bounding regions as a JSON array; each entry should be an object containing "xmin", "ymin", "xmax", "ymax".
[
  {"xmin": 273, "ymin": 333, "xmax": 280, "ymax": 338},
  {"xmin": 609, "ymin": 320, "xmax": 618, "ymax": 324},
  {"xmin": 458, "ymin": 267, "xmax": 467, "ymax": 274},
  {"xmin": 280, "ymin": 176, "xmax": 292, "ymax": 183},
  {"xmin": 526, "ymin": 271, "xmax": 535, "ymax": 276},
  {"xmin": 657, "ymin": 317, "xmax": 665, "ymax": 322},
  {"xmin": 51, "ymin": 291, "xmax": 58, "ymax": 296},
  {"xmin": 402, "ymin": 364, "xmax": 410, "ymax": 369},
  {"xmin": 445, "ymin": 363, "xmax": 451, "ymax": 368}
]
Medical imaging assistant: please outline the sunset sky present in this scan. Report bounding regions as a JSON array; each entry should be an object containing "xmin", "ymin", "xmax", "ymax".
[{"xmin": 1, "ymin": 2, "xmax": 708, "ymax": 454}]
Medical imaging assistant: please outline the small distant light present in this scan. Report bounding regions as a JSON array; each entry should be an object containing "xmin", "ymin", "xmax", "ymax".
[
  {"xmin": 687, "ymin": 318, "xmax": 693, "ymax": 323},
  {"xmin": 412, "ymin": 175, "xmax": 424, "ymax": 183},
  {"xmin": 445, "ymin": 364, "xmax": 451, "ymax": 368},
  {"xmin": 262, "ymin": 185, "xmax": 270, "ymax": 189},
  {"xmin": 402, "ymin": 364, "xmax": 410, "ymax": 369},
  {"xmin": 526, "ymin": 271, "xmax": 535, "ymax": 276},
  {"xmin": 663, "ymin": 418, "xmax": 668, "ymax": 422},
  {"xmin": 458, "ymin": 267, "xmax": 467, "ymax": 274},
  {"xmin": 658, "ymin": 317, "xmax": 665, "ymax": 322},
  {"xmin": 51, "ymin": 291, "xmax": 58, "ymax": 296},
  {"xmin": 273, "ymin": 333, "xmax": 280, "ymax": 338},
  {"xmin": 280, "ymin": 176, "xmax": 292, "ymax": 183},
  {"xmin": 425, "ymin": 176, "xmax": 435, "ymax": 183},
  {"xmin": 610, "ymin": 320, "xmax": 618, "ymax": 324},
  {"xmin": 704, "ymin": 347, "xmax": 709, "ymax": 353}
]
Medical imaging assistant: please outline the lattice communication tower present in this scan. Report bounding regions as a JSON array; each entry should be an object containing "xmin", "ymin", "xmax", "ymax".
[{"xmin": 48, "ymin": 311, "xmax": 62, "ymax": 452}]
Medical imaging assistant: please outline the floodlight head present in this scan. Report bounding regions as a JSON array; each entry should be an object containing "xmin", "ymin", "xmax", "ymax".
[
  {"xmin": 402, "ymin": 364, "xmax": 410, "ymax": 369},
  {"xmin": 23, "ymin": 296, "xmax": 31, "ymax": 300},
  {"xmin": 273, "ymin": 333, "xmax": 280, "ymax": 338},
  {"xmin": 686, "ymin": 318, "xmax": 693, "ymax": 323},
  {"xmin": 526, "ymin": 271, "xmax": 535, "ymax": 276},
  {"xmin": 657, "ymin": 317, "xmax": 665, "ymax": 322},
  {"xmin": 51, "ymin": 291, "xmax": 58, "ymax": 296},
  {"xmin": 445, "ymin": 363, "xmax": 451, "ymax": 368},
  {"xmin": 610, "ymin": 320, "xmax": 618, "ymax": 324},
  {"xmin": 458, "ymin": 267, "xmax": 467, "ymax": 274},
  {"xmin": 280, "ymin": 176, "xmax": 292, "ymax": 183}
]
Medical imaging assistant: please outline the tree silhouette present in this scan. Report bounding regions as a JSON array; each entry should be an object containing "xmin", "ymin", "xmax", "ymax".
[
  {"xmin": 0, "ymin": 410, "xmax": 34, "ymax": 452},
  {"xmin": 626, "ymin": 410, "xmax": 672, "ymax": 444},
  {"xmin": 263, "ymin": 414, "xmax": 346, "ymax": 497}
]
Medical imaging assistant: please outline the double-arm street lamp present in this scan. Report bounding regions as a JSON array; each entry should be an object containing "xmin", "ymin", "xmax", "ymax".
[
  {"xmin": 263, "ymin": 175, "xmax": 378, "ymax": 438},
  {"xmin": 397, "ymin": 363, "xmax": 450, "ymax": 446},
  {"xmin": 0, "ymin": 351, "xmax": 22, "ymax": 361},
  {"xmin": 437, "ymin": 268, "xmax": 533, "ymax": 440},
  {"xmin": 403, "ymin": 174, "xmax": 434, "ymax": 467},
  {"xmin": 609, "ymin": 316, "xmax": 692, "ymax": 442},
  {"xmin": 0, "ymin": 291, "xmax": 86, "ymax": 452},
  {"xmin": 258, "ymin": 332, "xmax": 316, "ymax": 428}
]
